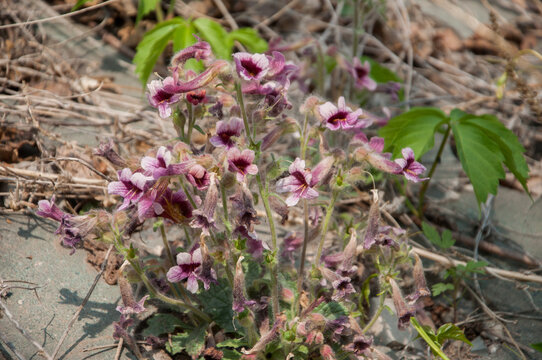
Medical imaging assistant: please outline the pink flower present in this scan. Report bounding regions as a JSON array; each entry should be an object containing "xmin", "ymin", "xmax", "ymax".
[
  {"xmin": 167, "ymin": 248, "xmax": 203, "ymax": 293},
  {"xmin": 171, "ymin": 36, "xmax": 212, "ymax": 67},
  {"xmin": 209, "ymin": 117, "xmax": 243, "ymax": 149},
  {"xmin": 275, "ymin": 157, "xmax": 334, "ymax": 207},
  {"xmin": 108, "ymin": 168, "xmax": 154, "ymax": 211},
  {"xmin": 352, "ymin": 133, "xmax": 402, "ymax": 174},
  {"xmin": 233, "ymin": 52, "xmax": 269, "ymax": 81},
  {"xmin": 347, "ymin": 58, "xmax": 377, "ymax": 91},
  {"xmin": 227, "ymin": 148, "xmax": 258, "ymax": 182},
  {"xmin": 36, "ymin": 196, "xmax": 64, "ymax": 222},
  {"xmin": 141, "ymin": 146, "xmax": 191, "ymax": 179},
  {"xmin": 137, "ymin": 187, "xmax": 193, "ymax": 223},
  {"xmin": 146, "ymin": 77, "xmax": 182, "ymax": 118},
  {"xmin": 190, "ymin": 174, "xmax": 218, "ymax": 235},
  {"xmin": 393, "ymin": 148, "xmax": 428, "ymax": 182},
  {"xmin": 185, "ymin": 163, "xmax": 210, "ymax": 190},
  {"xmin": 318, "ymin": 97, "xmax": 369, "ymax": 131}
]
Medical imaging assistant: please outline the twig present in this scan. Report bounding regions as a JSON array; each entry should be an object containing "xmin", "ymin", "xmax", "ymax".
[
  {"xmin": 43, "ymin": 157, "xmax": 112, "ymax": 181},
  {"xmin": 0, "ymin": 0, "xmax": 120, "ymax": 30},
  {"xmin": 0, "ymin": 165, "xmax": 107, "ymax": 187},
  {"xmin": 0, "ymin": 300, "xmax": 53, "ymax": 360},
  {"xmin": 411, "ymin": 246, "xmax": 542, "ymax": 284},
  {"xmin": 212, "ymin": 0, "xmax": 238, "ymax": 30},
  {"xmin": 51, "ymin": 245, "xmax": 114, "ymax": 359},
  {"xmin": 255, "ymin": 0, "xmax": 300, "ymax": 29},
  {"xmin": 114, "ymin": 338, "xmax": 123, "ymax": 360}
]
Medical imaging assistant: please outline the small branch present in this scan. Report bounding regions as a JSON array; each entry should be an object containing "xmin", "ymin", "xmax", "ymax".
[{"xmin": 0, "ymin": 300, "xmax": 52, "ymax": 360}]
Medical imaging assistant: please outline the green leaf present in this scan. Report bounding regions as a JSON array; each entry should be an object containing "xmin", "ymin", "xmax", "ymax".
[
  {"xmin": 451, "ymin": 117, "xmax": 506, "ymax": 205},
  {"xmin": 134, "ymin": 19, "xmax": 185, "ymax": 85},
  {"xmin": 194, "ymin": 18, "xmax": 232, "ymax": 59},
  {"xmin": 432, "ymin": 283, "xmax": 454, "ymax": 296},
  {"xmin": 361, "ymin": 273, "xmax": 378, "ymax": 306},
  {"xmin": 459, "ymin": 260, "xmax": 488, "ymax": 275},
  {"xmin": 530, "ymin": 343, "xmax": 542, "ymax": 353},
  {"xmin": 216, "ymin": 338, "xmax": 248, "ymax": 348},
  {"xmin": 314, "ymin": 301, "xmax": 348, "ymax": 320},
  {"xmin": 222, "ymin": 348, "xmax": 243, "ymax": 360},
  {"xmin": 166, "ymin": 325, "xmax": 206, "ymax": 356},
  {"xmin": 244, "ymin": 261, "xmax": 261, "ymax": 289},
  {"xmin": 172, "ymin": 21, "xmax": 196, "ymax": 52},
  {"xmin": 436, "ymin": 323, "xmax": 473, "ymax": 346},
  {"xmin": 422, "ymin": 222, "xmax": 440, "ymax": 245},
  {"xmin": 464, "ymin": 114, "xmax": 530, "ymax": 198},
  {"xmin": 361, "ymin": 56, "xmax": 402, "ymax": 84},
  {"xmin": 142, "ymin": 313, "xmax": 185, "ymax": 337},
  {"xmin": 228, "ymin": 28, "xmax": 268, "ymax": 53},
  {"xmin": 193, "ymin": 124, "xmax": 206, "ymax": 135},
  {"xmin": 379, "ymin": 107, "xmax": 448, "ymax": 159},
  {"xmin": 411, "ymin": 317, "xmax": 451, "ymax": 360},
  {"xmin": 136, "ymin": 0, "xmax": 160, "ymax": 24},
  {"xmin": 198, "ymin": 279, "xmax": 237, "ymax": 332},
  {"xmin": 422, "ymin": 222, "xmax": 455, "ymax": 249},
  {"xmin": 71, "ymin": 0, "xmax": 92, "ymax": 11}
]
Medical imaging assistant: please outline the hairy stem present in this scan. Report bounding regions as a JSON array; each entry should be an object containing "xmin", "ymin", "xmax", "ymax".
[
  {"xmin": 255, "ymin": 172, "xmax": 280, "ymax": 318},
  {"xmin": 362, "ymin": 292, "xmax": 386, "ymax": 334},
  {"xmin": 235, "ymin": 82, "xmax": 254, "ymax": 146},
  {"xmin": 417, "ymin": 124, "xmax": 451, "ymax": 217},
  {"xmin": 160, "ymin": 223, "xmax": 175, "ymax": 268},
  {"xmin": 315, "ymin": 189, "xmax": 339, "ymax": 265},
  {"xmin": 186, "ymin": 102, "xmax": 195, "ymax": 144},
  {"xmin": 295, "ymin": 199, "xmax": 310, "ymax": 313}
]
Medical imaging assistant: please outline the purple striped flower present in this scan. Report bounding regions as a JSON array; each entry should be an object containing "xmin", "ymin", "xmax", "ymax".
[
  {"xmin": 347, "ymin": 58, "xmax": 377, "ymax": 91},
  {"xmin": 141, "ymin": 146, "xmax": 191, "ymax": 179},
  {"xmin": 352, "ymin": 133, "xmax": 402, "ymax": 174},
  {"xmin": 108, "ymin": 168, "xmax": 154, "ymax": 211},
  {"xmin": 167, "ymin": 248, "xmax": 203, "ymax": 293},
  {"xmin": 318, "ymin": 97, "xmax": 369, "ymax": 131},
  {"xmin": 275, "ymin": 157, "xmax": 333, "ymax": 207},
  {"xmin": 393, "ymin": 148, "xmax": 428, "ymax": 183},
  {"xmin": 209, "ymin": 117, "xmax": 243, "ymax": 149},
  {"xmin": 233, "ymin": 52, "xmax": 269, "ymax": 81},
  {"xmin": 146, "ymin": 77, "xmax": 182, "ymax": 119},
  {"xmin": 227, "ymin": 148, "xmax": 258, "ymax": 182},
  {"xmin": 185, "ymin": 163, "xmax": 210, "ymax": 190}
]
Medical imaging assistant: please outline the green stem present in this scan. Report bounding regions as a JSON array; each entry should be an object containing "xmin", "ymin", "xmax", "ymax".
[
  {"xmin": 295, "ymin": 199, "xmax": 310, "ymax": 314},
  {"xmin": 128, "ymin": 259, "xmax": 211, "ymax": 323},
  {"xmin": 186, "ymin": 102, "xmax": 195, "ymax": 144},
  {"xmin": 417, "ymin": 125, "xmax": 451, "ymax": 217},
  {"xmin": 179, "ymin": 178, "xmax": 197, "ymax": 209},
  {"xmin": 255, "ymin": 172, "xmax": 279, "ymax": 318},
  {"xmin": 235, "ymin": 82, "xmax": 253, "ymax": 146},
  {"xmin": 160, "ymin": 223, "xmax": 175, "ymax": 268},
  {"xmin": 315, "ymin": 189, "xmax": 339, "ymax": 266},
  {"xmin": 362, "ymin": 293, "xmax": 386, "ymax": 334},
  {"xmin": 167, "ymin": 0, "xmax": 176, "ymax": 17},
  {"xmin": 154, "ymin": 1, "xmax": 164, "ymax": 22}
]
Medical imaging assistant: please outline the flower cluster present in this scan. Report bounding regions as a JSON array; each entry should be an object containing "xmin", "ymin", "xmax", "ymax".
[{"xmin": 36, "ymin": 37, "xmax": 432, "ymax": 360}]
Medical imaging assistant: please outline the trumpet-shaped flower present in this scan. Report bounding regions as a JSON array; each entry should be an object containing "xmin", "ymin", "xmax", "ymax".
[
  {"xmin": 233, "ymin": 52, "xmax": 269, "ymax": 81},
  {"xmin": 347, "ymin": 58, "xmax": 377, "ymax": 91},
  {"xmin": 393, "ymin": 147, "xmax": 428, "ymax": 183},
  {"xmin": 227, "ymin": 148, "xmax": 258, "ymax": 182},
  {"xmin": 146, "ymin": 76, "xmax": 182, "ymax": 119},
  {"xmin": 209, "ymin": 117, "xmax": 243, "ymax": 149},
  {"xmin": 318, "ymin": 97, "xmax": 369, "ymax": 131},
  {"xmin": 275, "ymin": 157, "xmax": 333, "ymax": 207},
  {"xmin": 108, "ymin": 168, "xmax": 153, "ymax": 211},
  {"xmin": 166, "ymin": 248, "xmax": 203, "ymax": 293},
  {"xmin": 141, "ymin": 146, "xmax": 191, "ymax": 179}
]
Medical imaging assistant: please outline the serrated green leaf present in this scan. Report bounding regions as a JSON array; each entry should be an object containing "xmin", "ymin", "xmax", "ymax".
[
  {"xmin": 222, "ymin": 348, "xmax": 243, "ymax": 359},
  {"xmin": 531, "ymin": 343, "xmax": 542, "ymax": 353},
  {"xmin": 134, "ymin": 19, "xmax": 184, "ymax": 85},
  {"xmin": 198, "ymin": 279, "xmax": 237, "ymax": 332},
  {"xmin": 440, "ymin": 229, "xmax": 455, "ymax": 249},
  {"xmin": 228, "ymin": 28, "xmax": 268, "ymax": 53},
  {"xmin": 194, "ymin": 18, "xmax": 232, "ymax": 59},
  {"xmin": 136, "ymin": 0, "xmax": 160, "ymax": 24},
  {"xmin": 462, "ymin": 260, "xmax": 488, "ymax": 275},
  {"xmin": 464, "ymin": 114, "xmax": 530, "ymax": 198},
  {"xmin": 451, "ymin": 118, "xmax": 506, "ymax": 205},
  {"xmin": 314, "ymin": 301, "xmax": 348, "ymax": 320},
  {"xmin": 166, "ymin": 325, "xmax": 206, "ymax": 356},
  {"xmin": 431, "ymin": 283, "xmax": 454, "ymax": 296},
  {"xmin": 379, "ymin": 107, "xmax": 448, "ymax": 159},
  {"xmin": 422, "ymin": 222, "xmax": 440, "ymax": 245},
  {"xmin": 436, "ymin": 323, "xmax": 473, "ymax": 346},
  {"xmin": 142, "ymin": 313, "xmax": 185, "ymax": 337}
]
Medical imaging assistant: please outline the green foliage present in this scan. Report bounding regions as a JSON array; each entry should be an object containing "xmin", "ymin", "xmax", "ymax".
[
  {"xmin": 379, "ymin": 107, "xmax": 448, "ymax": 159},
  {"xmin": 136, "ymin": 0, "xmax": 161, "ymax": 24},
  {"xmin": 71, "ymin": 0, "xmax": 92, "ymax": 11},
  {"xmin": 166, "ymin": 325, "xmax": 206, "ymax": 356},
  {"xmin": 422, "ymin": 222, "xmax": 455, "ymax": 250},
  {"xmin": 531, "ymin": 342, "xmax": 542, "ymax": 353},
  {"xmin": 431, "ymin": 282, "xmax": 454, "ymax": 296},
  {"xmin": 380, "ymin": 107, "xmax": 530, "ymax": 206},
  {"xmin": 133, "ymin": 17, "xmax": 268, "ymax": 85},
  {"xmin": 412, "ymin": 319, "xmax": 471, "ymax": 359},
  {"xmin": 198, "ymin": 279, "xmax": 237, "ymax": 332},
  {"xmin": 216, "ymin": 338, "xmax": 248, "ymax": 348},
  {"xmin": 314, "ymin": 301, "xmax": 348, "ymax": 320},
  {"xmin": 142, "ymin": 313, "xmax": 186, "ymax": 337}
]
